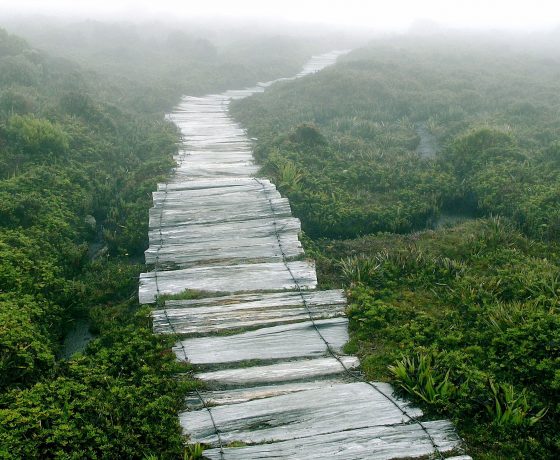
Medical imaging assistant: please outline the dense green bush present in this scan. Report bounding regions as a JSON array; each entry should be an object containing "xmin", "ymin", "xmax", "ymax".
[
  {"xmin": 0, "ymin": 27, "xmax": 191, "ymax": 458},
  {"xmin": 338, "ymin": 219, "xmax": 560, "ymax": 458},
  {"xmin": 0, "ymin": 312, "xmax": 195, "ymax": 459},
  {"xmin": 5, "ymin": 115, "xmax": 69, "ymax": 156}
]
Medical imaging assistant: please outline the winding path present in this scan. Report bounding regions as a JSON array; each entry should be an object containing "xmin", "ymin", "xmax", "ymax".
[{"xmin": 139, "ymin": 52, "xmax": 470, "ymax": 460}]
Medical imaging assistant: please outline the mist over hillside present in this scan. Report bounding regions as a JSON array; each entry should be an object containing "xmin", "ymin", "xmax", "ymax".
[{"xmin": 1, "ymin": 4, "xmax": 560, "ymax": 459}]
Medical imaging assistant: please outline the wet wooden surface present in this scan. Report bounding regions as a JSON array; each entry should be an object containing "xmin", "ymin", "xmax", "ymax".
[
  {"xmin": 202, "ymin": 420, "xmax": 464, "ymax": 460},
  {"xmin": 140, "ymin": 51, "xmax": 470, "ymax": 459},
  {"xmin": 152, "ymin": 290, "xmax": 346, "ymax": 334}
]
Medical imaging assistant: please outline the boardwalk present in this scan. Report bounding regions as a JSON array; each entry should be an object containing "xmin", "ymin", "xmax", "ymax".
[{"xmin": 139, "ymin": 52, "xmax": 470, "ymax": 459}]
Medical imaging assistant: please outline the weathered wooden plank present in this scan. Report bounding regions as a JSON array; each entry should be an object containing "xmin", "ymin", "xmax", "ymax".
[
  {"xmin": 148, "ymin": 197, "xmax": 291, "ymax": 228},
  {"xmin": 154, "ymin": 178, "xmax": 274, "ymax": 194},
  {"xmin": 176, "ymin": 123, "xmax": 244, "ymax": 131},
  {"xmin": 173, "ymin": 155, "xmax": 254, "ymax": 166},
  {"xmin": 173, "ymin": 106, "xmax": 230, "ymax": 111},
  {"xmin": 173, "ymin": 119, "xmax": 239, "ymax": 129},
  {"xmin": 173, "ymin": 147, "xmax": 251, "ymax": 157},
  {"xmin": 153, "ymin": 188, "xmax": 287, "ymax": 208},
  {"xmin": 176, "ymin": 121, "xmax": 243, "ymax": 130},
  {"xmin": 145, "ymin": 232, "xmax": 302, "ymax": 268},
  {"xmin": 202, "ymin": 420, "xmax": 463, "ymax": 460},
  {"xmin": 170, "ymin": 155, "xmax": 251, "ymax": 167},
  {"xmin": 174, "ymin": 137, "xmax": 251, "ymax": 146},
  {"xmin": 148, "ymin": 216, "xmax": 300, "ymax": 246},
  {"xmin": 165, "ymin": 289, "xmax": 345, "ymax": 309},
  {"xmin": 139, "ymin": 260, "xmax": 317, "ymax": 304},
  {"xmin": 173, "ymin": 131, "xmax": 243, "ymax": 139},
  {"xmin": 176, "ymin": 143, "xmax": 253, "ymax": 153},
  {"xmin": 152, "ymin": 187, "xmax": 282, "ymax": 208},
  {"xmin": 194, "ymin": 356, "xmax": 358, "ymax": 386},
  {"xmin": 171, "ymin": 113, "xmax": 232, "ymax": 119},
  {"xmin": 172, "ymin": 103, "xmax": 228, "ymax": 112},
  {"xmin": 172, "ymin": 105, "xmax": 228, "ymax": 111},
  {"xmin": 170, "ymin": 164, "xmax": 258, "ymax": 179},
  {"xmin": 151, "ymin": 193, "xmax": 288, "ymax": 213},
  {"xmin": 153, "ymin": 290, "xmax": 345, "ymax": 334},
  {"xmin": 173, "ymin": 317, "xmax": 347, "ymax": 364},
  {"xmin": 189, "ymin": 378, "xmax": 350, "ymax": 407},
  {"xmin": 157, "ymin": 177, "xmax": 273, "ymax": 192},
  {"xmin": 180, "ymin": 382, "xmax": 422, "ymax": 445},
  {"xmin": 173, "ymin": 148, "xmax": 250, "ymax": 157},
  {"xmin": 177, "ymin": 129, "xmax": 241, "ymax": 137}
]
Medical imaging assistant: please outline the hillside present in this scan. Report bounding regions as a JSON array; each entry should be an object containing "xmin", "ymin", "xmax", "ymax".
[
  {"xmin": 231, "ymin": 36, "xmax": 560, "ymax": 458},
  {"xmin": 0, "ymin": 25, "xmax": 321, "ymax": 458}
]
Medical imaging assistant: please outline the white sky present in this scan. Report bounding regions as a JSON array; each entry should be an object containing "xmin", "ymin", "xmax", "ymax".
[{"xmin": 1, "ymin": 0, "xmax": 560, "ymax": 31}]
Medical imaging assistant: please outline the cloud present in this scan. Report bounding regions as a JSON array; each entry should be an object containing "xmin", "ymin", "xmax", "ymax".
[{"xmin": 2, "ymin": 0, "xmax": 559, "ymax": 30}]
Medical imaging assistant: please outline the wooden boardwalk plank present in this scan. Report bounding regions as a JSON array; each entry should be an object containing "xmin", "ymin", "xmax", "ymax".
[
  {"xmin": 203, "ymin": 420, "xmax": 463, "ymax": 460},
  {"xmin": 190, "ymin": 378, "xmax": 350, "ymax": 408},
  {"xmin": 152, "ymin": 290, "xmax": 345, "ymax": 334},
  {"xmin": 170, "ymin": 164, "xmax": 259, "ymax": 179},
  {"xmin": 148, "ymin": 196, "xmax": 291, "ymax": 228},
  {"xmin": 157, "ymin": 177, "xmax": 274, "ymax": 192},
  {"xmin": 194, "ymin": 356, "xmax": 358, "ymax": 386},
  {"xmin": 139, "ymin": 260, "xmax": 317, "ymax": 304},
  {"xmin": 151, "ymin": 193, "xmax": 286, "ymax": 212},
  {"xmin": 164, "ymin": 289, "xmax": 345, "ymax": 309},
  {"xmin": 180, "ymin": 382, "xmax": 422, "ymax": 445},
  {"xmin": 172, "ymin": 155, "xmax": 256, "ymax": 169},
  {"xmin": 148, "ymin": 216, "xmax": 299, "ymax": 246},
  {"xmin": 173, "ymin": 317, "xmax": 348, "ymax": 364},
  {"xmin": 152, "ymin": 188, "xmax": 281, "ymax": 208},
  {"xmin": 145, "ymin": 233, "xmax": 302, "ymax": 268}
]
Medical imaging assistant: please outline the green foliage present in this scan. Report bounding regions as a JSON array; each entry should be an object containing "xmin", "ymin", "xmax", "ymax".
[
  {"xmin": 442, "ymin": 128, "xmax": 522, "ymax": 179},
  {"xmin": 0, "ymin": 27, "xmax": 191, "ymax": 456},
  {"xmin": 289, "ymin": 123, "xmax": 326, "ymax": 146},
  {"xmin": 264, "ymin": 153, "xmax": 304, "ymax": 193},
  {"xmin": 320, "ymin": 219, "xmax": 560, "ymax": 458},
  {"xmin": 339, "ymin": 255, "xmax": 381, "ymax": 285},
  {"xmin": 184, "ymin": 443, "xmax": 205, "ymax": 460},
  {"xmin": 233, "ymin": 38, "xmax": 560, "ymax": 242},
  {"xmin": 5, "ymin": 114, "xmax": 69, "ymax": 156},
  {"xmin": 0, "ymin": 55, "xmax": 41, "ymax": 86},
  {"xmin": 486, "ymin": 380, "xmax": 547, "ymax": 428},
  {"xmin": 0, "ymin": 294, "xmax": 59, "ymax": 391},
  {"xmin": 0, "ymin": 311, "xmax": 194, "ymax": 459},
  {"xmin": 388, "ymin": 352, "xmax": 456, "ymax": 406}
]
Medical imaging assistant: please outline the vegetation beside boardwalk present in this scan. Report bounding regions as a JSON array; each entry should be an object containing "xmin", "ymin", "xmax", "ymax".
[
  {"xmin": 232, "ymin": 36, "xmax": 560, "ymax": 458},
  {"xmin": 0, "ymin": 25, "xmax": 320, "ymax": 458},
  {"xmin": 3, "ymin": 20, "xmax": 560, "ymax": 458}
]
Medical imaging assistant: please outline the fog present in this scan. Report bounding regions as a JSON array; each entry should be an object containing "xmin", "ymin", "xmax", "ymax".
[{"xmin": 2, "ymin": 0, "xmax": 560, "ymax": 32}]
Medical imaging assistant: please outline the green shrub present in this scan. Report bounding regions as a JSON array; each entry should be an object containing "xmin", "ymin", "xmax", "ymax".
[
  {"xmin": 388, "ymin": 352, "xmax": 456, "ymax": 407},
  {"xmin": 486, "ymin": 380, "xmax": 547, "ymax": 427},
  {"xmin": 6, "ymin": 115, "xmax": 69, "ymax": 156}
]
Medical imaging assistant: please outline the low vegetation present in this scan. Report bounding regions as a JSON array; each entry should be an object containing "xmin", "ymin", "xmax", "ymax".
[
  {"xmin": 232, "ymin": 36, "xmax": 560, "ymax": 458},
  {"xmin": 330, "ymin": 219, "xmax": 558, "ymax": 458},
  {"xmin": 0, "ymin": 25, "xmax": 319, "ymax": 458}
]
